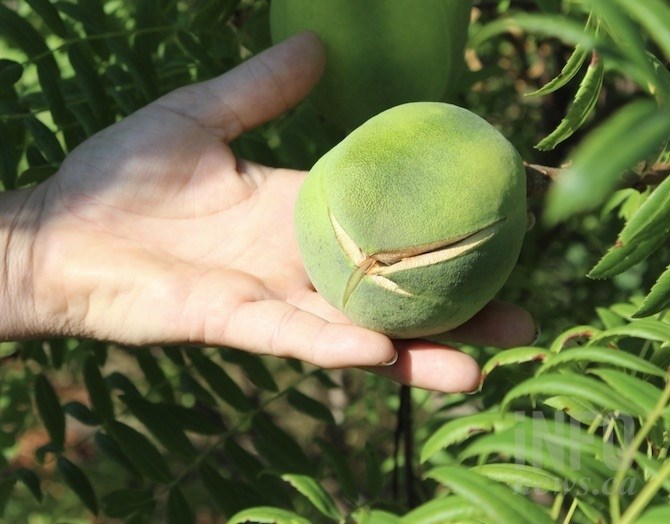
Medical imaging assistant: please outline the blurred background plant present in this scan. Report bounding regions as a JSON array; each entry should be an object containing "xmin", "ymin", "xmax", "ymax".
[{"xmin": 0, "ymin": 0, "xmax": 669, "ymax": 523}]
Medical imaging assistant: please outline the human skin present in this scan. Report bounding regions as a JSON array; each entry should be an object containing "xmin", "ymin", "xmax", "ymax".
[{"xmin": 0, "ymin": 33, "xmax": 535, "ymax": 393}]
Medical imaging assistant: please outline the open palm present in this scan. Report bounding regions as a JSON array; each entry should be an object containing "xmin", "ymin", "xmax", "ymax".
[{"xmin": 28, "ymin": 33, "xmax": 535, "ymax": 392}]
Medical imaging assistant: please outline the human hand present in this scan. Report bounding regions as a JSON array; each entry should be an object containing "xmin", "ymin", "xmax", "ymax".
[{"xmin": 1, "ymin": 33, "xmax": 535, "ymax": 392}]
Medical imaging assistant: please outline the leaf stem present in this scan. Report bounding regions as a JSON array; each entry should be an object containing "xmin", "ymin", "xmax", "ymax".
[{"xmin": 610, "ymin": 372, "xmax": 670, "ymax": 522}]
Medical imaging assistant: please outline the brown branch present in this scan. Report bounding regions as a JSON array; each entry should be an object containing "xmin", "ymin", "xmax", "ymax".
[{"xmin": 525, "ymin": 161, "xmax": 670, "ymax": 198}]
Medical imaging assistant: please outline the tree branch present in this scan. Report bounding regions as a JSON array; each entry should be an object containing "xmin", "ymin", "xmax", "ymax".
[{"xmin": 525, "ymin": 161, "xmax": 670, "ymax": 198}]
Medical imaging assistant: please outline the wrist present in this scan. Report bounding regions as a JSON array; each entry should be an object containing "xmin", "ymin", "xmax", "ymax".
[{"xmin": 0, "ymin": 186, "xmax": 46, "ymax": 341}]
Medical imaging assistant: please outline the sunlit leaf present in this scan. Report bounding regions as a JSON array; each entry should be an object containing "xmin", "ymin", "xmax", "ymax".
[
  {"xmin": 471, "ymin": 463, "xmax": 563, "ymax": 492},
  {"xmin": 545, "ymin": 100, "xmax": 670, "ymax": 224},
  {"xmin": 590, "ymin": 175, "xmax": 670, "ymax": 278},
  {"xmin": 526, "ymin": 44, "xmax": 588, "ymax": 97},
  {"xmin": 481, "ymin": 347, "xmax": 549, "ymax": 379},
  {"xmin": 426, "ymin": 466, "xmax": 553, "ymax": 524},
  {"xmin": 421, "ymin": 412, "xmax": 518, "ymax": 463},
  {"xmin": 587, "ymin": 319, "xmax": 670, "ymax": 346},
  {"xmin": 502, "ymin": 373, "xmax": 645, "ymax": 415},
  {"xmin": 400, "ymin": 495, "xmax": 485, "ymax": 524},
  {"xmin": 229, "ymin": 507, "xmax": 311, "ymax": 524},
  {"xmin": 634, "ymin": 264, "xmax": 670, "ymax": 318},
  {"xmin": 281, "ymin": 474, "xmax": 341, "ymax": 521},
  {"xmin": 536, "ymin": 52, "xmax": 604, "ymax": 150},
  {"xmin": 538, "ymin": 347, "xmax": 666, "ymax": 376}
]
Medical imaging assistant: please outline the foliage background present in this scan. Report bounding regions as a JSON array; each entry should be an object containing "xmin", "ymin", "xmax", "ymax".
[{"xmin": 1, "ymin": 0, "xmax": 669, "ymax": 523}]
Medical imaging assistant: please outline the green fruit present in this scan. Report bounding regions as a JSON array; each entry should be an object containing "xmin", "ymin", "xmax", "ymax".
[
  {"xmin": 270, "ymin": 0, "xmax": 472, "ymax": 130},
  {"xmin": 295, "ymin": 102, "xmax": 527, "ymax": 338}
]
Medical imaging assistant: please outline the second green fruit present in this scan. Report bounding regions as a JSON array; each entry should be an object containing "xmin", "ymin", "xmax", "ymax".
[{"xmin": 270, "ymin": 0, "xmax": 473, "ymax": 130}]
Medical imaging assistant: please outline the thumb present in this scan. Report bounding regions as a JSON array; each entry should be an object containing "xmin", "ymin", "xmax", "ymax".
[{"xmin": 156, "ymin": 32, "xmax": 325, "ymax": 141}]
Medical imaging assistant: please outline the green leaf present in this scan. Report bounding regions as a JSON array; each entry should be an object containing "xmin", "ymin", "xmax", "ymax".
[
  {"xmin": 364, "ymin": 441, "xmax": 383, "ymax": 500},
  {"xmin": 0, "ymin": 59, "xmax": 23, "ymax": 89},
  {"xmin": 545, "ymin": 100, "xmax": 670, "ymax": 224},
  {"xmin": 34, "ymin": 374, "xmax": 66, "ymax": 450},
  {"xmin": 543, "ymin": 396, "xmax": 600, "ymax": 425},
  {"xmin": 25, "ymin": 116, "xmax": 65, "ymax": 164},
  {"xmin": 536, "ymin": 52, "xmax": 604, "ymax": 150},
  {"xmin": 219, "ymin": 349, "xmax": 278, "ymax": 392},
  {"xmin": 549, "ymin": 325, "xmax": 600, "ymax": 353},
  {"xmin": 472, "ymin": 14, "xmax": 596, "ymax": 50},
  {"xmin": 315, "ymin": 438, "xmax": 357, "ymax": 501},
  {"xmin": 102, "ymin": 488, "xmax": 155, "ymax": 519},
  {"xmin": 501, "ymin": 373, "xmax": 645, "ymax": 416},
  {"xmin": 587, "ymin": 319, "xmax": 670, "ymax": 346},
  {"xmin": 635, "ymin": 264, "xmax": 670, "ymax": 317},
  {"xmin": 420, "ymin": 412, "xmax": 518, "ymax": 463},
  {"xmin": 25, "ymin": 0, "xmax": 69, "ymax": 37},
  {"xmin": 57, "ymin": 456, "xmax": 99, "ymax": 515},
  {"xmin": 353, "ymin": 508, "xmax": 401, "ymax": 524},
  {"xmin": 167, "ymin": 486, "xmax": 194, "ymax": 524},
  {"xmin": 136, "ymin": 350, "xmax": 175, "ymax": 403},
  {"xmin": 0, "ymin": 4, "xmax": 81, "ymax": 148},
  {"xmin": 481, "ymin": 347, "xmax": 549, "ymax": 379},
  {"xmin": 120, "ymin": 395, "xmax": 197, "ymax": 460},
  {"xmin": 93, "ymin": 431, "xmax": 142, "ymax": 480},
  {"xmin": 538, "ymin": 346, "xmax": 666, "ymax": 377},
  {"xmin": 106, "ymin": 422, "xmax": 172, "ymax": 483},
  {"xmin": 14, "ymin": 468, "xmax": 43, "ymax": 503},
  {"xmin": 589, "ymin": 175, "xmax": 670, "ymax": 278},
  {"xmin": 16, "ymin": 165, "xmax": 58, "ymax": 188},
  {"xmin": 199, "ymin": 462, "xmax": 247, "ymax": 517},
  {"xmin": 280, "ymin": 474, "xmax": 341, "ymax": 521},
  {"xmin": 189, "ymin": 351, "xmax": 252, "ymax": 411},
  {"xmin": 588, "ymin": 368, "xmax": 663, "ymax": 415},
  {"xmin": 0, "ymin": 478, "xmax": 16, "ymax": 518},
  {"xmin": 287, "ymin": 389, "xmax": 335, "ymax": 424},
  {"xmin": 471, "ymin": 464, "xmax": 563, "ymax": 492},
  {"xmin": 637, "ymin": 506, "xmax": 670, "ymax": 524},
  {"xmin": 526, "ymin": 44, "xmax": 589, "ymax": 97},
  {"xmin": 63, "ymin": 400, "xmax": 101, "ymax": 426},
  {"xmin": 179, "ymin": 371, "xmax": 217, "ymax": 406},
  {"xmin": 166, "ymin": 403, "xmax": 225, "ymax": 435},
  {"xmin": 82, "ymin": 355, "xmax": 115, "ymax": 422},
  {"xmin": 615, "ymin": 0, "xmax": 670, "ymax": 63},
  {"xmin": 252, "ymin": 413, "xmax": 314, "ymax": 474},
  {"xmin": 229, "ymin": 507, "xmax": 311, "ymax": 524},
  {"xmin": 400, "ymin": 495, "xmax": 485, "ymax": 524},
  {"xmin": 106, "ymin": 371, "xmax": 142, "ymax": 397},
  {"xmin": 426, "ymin": 466, "xmax": 553, "ymax": 524},
  {"xmin": 460, "ymin": 419, "xmax": 621, "ymax": 484}
]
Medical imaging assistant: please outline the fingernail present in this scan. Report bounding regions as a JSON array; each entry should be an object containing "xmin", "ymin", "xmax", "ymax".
[{"xmin": 380, "ymin": 351, "xmax": 398, "ymax": 367}]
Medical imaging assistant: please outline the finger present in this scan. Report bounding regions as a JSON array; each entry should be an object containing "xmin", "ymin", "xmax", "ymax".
[
  {"xmin": 221, "ymin": 300, "xmax": 398, "ymax": 369},
  {"xmin": 157, "ymin": 32, "xmax": 326, "ymax": 140},
  {"xmin": 432, "ymin": 300, "xmax": 537, "ymax": 349},
  {"xmin": 366, "ymin": 340, "xmax": 481, "ymax": 393}
]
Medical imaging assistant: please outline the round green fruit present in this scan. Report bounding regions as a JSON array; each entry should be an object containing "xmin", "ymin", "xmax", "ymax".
[
  {"xmin": 295, "ymin": 102, "xmax": 527, "ymax": 338},
  {"xmin": 270, "ymin": 0, "xmax": 473, "ymax": 130}
]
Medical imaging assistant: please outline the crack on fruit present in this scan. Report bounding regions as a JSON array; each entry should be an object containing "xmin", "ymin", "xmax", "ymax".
[{"xmin": 330, "ymin": 211, "xmax": 505, "ymax": 307}]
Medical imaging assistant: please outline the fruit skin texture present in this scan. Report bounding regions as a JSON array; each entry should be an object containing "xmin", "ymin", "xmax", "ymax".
[
  {"xmin": 270, "ymin": 0, "xmax": 473, "ymax": 130},
  {"xmin": 295, "ymin": 102, "xmax": 527, "ymax": 338}
]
